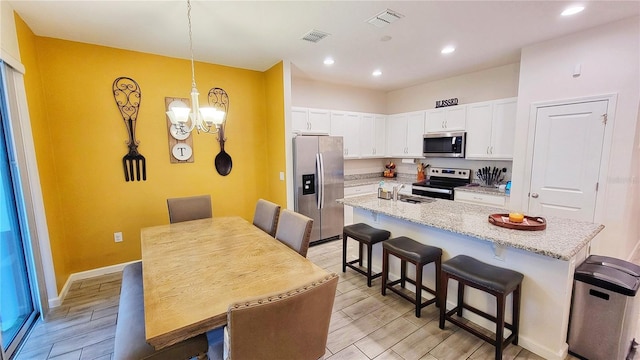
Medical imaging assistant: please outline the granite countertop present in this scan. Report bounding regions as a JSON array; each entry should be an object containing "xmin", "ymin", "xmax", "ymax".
[
  {"xmin": 345, "ymin": 175, "xmax": 416, "ymax": 188},
  {"xmin": 455, "ymin": 185, "xmax": 508, "ymax": 197},
  {"xmin": 338, "ymin": 194, "xmax": 604, "ymax": 260}
]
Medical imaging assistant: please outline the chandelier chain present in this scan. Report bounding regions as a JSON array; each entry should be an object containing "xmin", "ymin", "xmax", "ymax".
[{"xmin": 187, "ymin": 0, "xmax": 196, "ymax": 89}]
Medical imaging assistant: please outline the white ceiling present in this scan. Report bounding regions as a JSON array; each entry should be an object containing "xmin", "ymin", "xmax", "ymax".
[{"xmin": 8, "ymin": 1, "xmax": 640, "ymax": 91}]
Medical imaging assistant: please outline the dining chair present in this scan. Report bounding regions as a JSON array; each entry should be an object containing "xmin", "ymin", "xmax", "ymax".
[
  {"xmin": 208, "ymin": 273, "xmax": 338, "ymax": 360},
  {"xmin": 167, "ymin": 195, "xmax": 212, "ymax": 224},
  {"xmin": 252, "ymin": 199, "xmax": 281, "ymax": 237},
  {"xmin": 274, "ymin": 209, "xmax": 313, "ymax": 257}
]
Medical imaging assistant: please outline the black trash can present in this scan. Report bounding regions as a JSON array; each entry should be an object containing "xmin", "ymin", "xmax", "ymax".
[{"xmin": 568, "ymin": 255, "xmax": 640, "ymax": 359}]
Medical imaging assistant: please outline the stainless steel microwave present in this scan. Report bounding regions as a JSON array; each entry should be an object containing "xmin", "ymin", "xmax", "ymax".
[{"xmin": 423, "ymin": 132, "xmax": 466, "ymax": 158}]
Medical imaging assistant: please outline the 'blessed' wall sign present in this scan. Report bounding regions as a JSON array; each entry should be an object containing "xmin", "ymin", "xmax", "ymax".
[{"xmin": 435, "ymin": 98, "xmax": 459, "ymax": 108}]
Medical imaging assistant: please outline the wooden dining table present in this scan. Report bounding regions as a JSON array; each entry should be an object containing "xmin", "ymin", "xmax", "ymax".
[{"xmin": 140, "ymin": 216, "xmax": 330, "ymax": 349}]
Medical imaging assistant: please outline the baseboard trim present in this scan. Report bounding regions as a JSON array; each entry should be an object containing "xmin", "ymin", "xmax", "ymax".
[{"xmin": 48, "ymin": 260, "xmax": 140, "ymax": 308}]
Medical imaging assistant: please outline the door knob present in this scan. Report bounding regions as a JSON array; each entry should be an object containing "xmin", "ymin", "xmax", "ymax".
[{"xmin": 531, "ymin": 193, "xmax": 539, "ymax": 198}]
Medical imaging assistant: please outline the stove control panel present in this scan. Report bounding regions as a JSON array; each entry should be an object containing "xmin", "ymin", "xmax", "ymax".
[{"xmin": 429, "ymin": 167, "xmax": 471, "ymax": 180}]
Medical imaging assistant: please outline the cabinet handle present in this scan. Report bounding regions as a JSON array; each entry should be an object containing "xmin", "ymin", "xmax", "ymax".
[
  {"xmin": 441, "ymin": 121, "xmax": 445, "ymax": 128},
  {"xmin": 486, "ymin": 146, "xmax": 490, "ymax": 154},
  {"xmin": 531, "ymin": 193, "xmax": 539, "ymax": 198},
  {"xmin": 490, "ymin": 146, "xmax": 493, "ymax": 154},
  {"xmin": 373, "ymin": 148, "xmax": 376, "ymax": 154}
]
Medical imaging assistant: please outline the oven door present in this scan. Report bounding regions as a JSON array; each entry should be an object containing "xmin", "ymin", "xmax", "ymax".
[
  {"xmin": 423, "ymin": 132, "xmax": 466, "ymax": 158},
  {"xmin": 412, "ymin": 184, "xmax": 454, "ymax": 200}
]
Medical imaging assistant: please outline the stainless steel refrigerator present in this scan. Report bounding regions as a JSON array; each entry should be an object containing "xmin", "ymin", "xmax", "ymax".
[{"xmin": 293, "ymin": 135, "xmax": 344, "ymax": 245}]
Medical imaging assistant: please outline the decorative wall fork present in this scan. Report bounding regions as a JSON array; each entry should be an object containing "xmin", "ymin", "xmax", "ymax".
[{"xmin": 113, "ymin": 77, "xmax": 146, "ymax": 181}]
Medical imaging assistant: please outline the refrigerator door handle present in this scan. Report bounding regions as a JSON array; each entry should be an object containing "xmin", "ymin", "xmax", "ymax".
[
  {"xmin": 319, "ymin": 153, "xmax": 325, "ymax": 209},
  {"xmin": 315, "ymin": 153, "xmax": 322, "ymax": 209}
]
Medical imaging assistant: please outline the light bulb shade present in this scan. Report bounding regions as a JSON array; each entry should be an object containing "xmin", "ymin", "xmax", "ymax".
[
  {"xmin": 200, "ymin": 107, "xmax": 225, "ymax": 126},
  {"xmin": 166, "ymin": 106, "xmax": 191, "ymax": 124}
]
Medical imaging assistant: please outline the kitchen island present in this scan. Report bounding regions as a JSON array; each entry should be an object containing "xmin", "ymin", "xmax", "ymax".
[{"xmin": 338, "ymin": 194, "xmax": 604, "ymax": 360}]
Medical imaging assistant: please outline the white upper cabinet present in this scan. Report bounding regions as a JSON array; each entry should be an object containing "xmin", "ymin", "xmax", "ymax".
[
  {"xmin": 292, "ymin": 107, "xmax": 331, "ymax": 135},
  {"xmin": 360, "ymin": 114, "xmax": 386, "ymax": 158},
  {"xmin": 330, "ymin": 111, "xmax": 361, "ymax": 159},
  {"xmin": 425, "ymin": 106, "xmax": 467, "ymax": 133},
  {"xmin": 465, "ymin": 98, "xmax": 517, "ymax": 160},
  {"xmin": 386, "ymin": 111, "xmax": 425, "ymax": 157}
]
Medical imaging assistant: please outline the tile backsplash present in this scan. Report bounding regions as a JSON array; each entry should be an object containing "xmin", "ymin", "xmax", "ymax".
[{"xmin": 345, "ymin": 158, "xmax": 512, "ymax": 185}]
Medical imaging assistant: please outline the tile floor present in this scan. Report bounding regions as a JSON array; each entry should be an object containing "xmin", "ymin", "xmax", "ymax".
[{"xmin": 13, "ymin": 239, "xmax": 614, "ymax": 360}]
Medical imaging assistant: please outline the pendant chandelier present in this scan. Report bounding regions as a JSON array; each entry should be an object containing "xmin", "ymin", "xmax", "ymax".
[{"xmin": 166, "ymin": 0, "xmax": 225, "ymax": 134}]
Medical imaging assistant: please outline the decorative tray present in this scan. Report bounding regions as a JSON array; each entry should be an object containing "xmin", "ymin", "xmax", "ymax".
[{"xmin": 488, "ymin": 214, "xmax": 546, "ymax": 231}]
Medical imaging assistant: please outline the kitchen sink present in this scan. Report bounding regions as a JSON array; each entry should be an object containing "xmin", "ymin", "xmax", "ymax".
[{"xmin": 397, "ymin": 194, "xmax": 434, "ymax": 204}]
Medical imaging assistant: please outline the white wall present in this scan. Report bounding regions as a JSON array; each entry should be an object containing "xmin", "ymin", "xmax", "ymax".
[
  {"xmin": 511, "ymin": 16, "xmax": 640, "ymax": 259},
  {"xmin": 386, "ymin": 63, "xmax": 520, "ymax": 113},
  {"xmin": 1, "ymin": 3, "xmax": 24, "ymax": 72},
  {"xmin": 291, "ymin": 77, "xmax": 387, "ymax": 114}
]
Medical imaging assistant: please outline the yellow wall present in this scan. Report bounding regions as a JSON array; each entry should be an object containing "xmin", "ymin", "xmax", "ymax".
[
  {"xmin": 15, "ymin": 15, "xmax": 287, "ymax": 291},
  {"xmin": 264, "ymin": 62, "xmax": 287, "ymax": 206},
  {"xmin": 14, "ymin": 15, "xmax": 70, "ymax": 290}
]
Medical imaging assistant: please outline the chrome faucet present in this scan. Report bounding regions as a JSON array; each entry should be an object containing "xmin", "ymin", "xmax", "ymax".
[{"xmin": 392, "ymin": 184, "xmax": 405, "ymax": 201}]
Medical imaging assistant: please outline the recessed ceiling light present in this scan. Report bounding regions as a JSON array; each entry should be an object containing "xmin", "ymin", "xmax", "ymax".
[
  {"xmin": 372, "ymin": 70, "xmax": 382, "ymax": 77},
  {"xmin": 561, "ymin": 5, "xmax": 585, "ymax": 16},
  {"xmin": 324, "ymin": 58, "xmax": 335, "ymax": 65},
  {"xmin": 441, "ymin": 46, "xmax": 456, "ymax": 54},
  {"xmin": 380, "ymin": 35, "xmax": 392, "ymax": 42}
]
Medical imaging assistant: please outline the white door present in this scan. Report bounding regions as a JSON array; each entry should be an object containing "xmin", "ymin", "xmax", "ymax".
[{"xmin": 528, "ymin": 100, "xmax": 608, "ymax": 221}]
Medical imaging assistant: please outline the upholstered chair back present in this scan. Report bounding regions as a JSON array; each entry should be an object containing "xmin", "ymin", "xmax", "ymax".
[
  {"xmin": 252, "ymin": 199, "xmax": 281, "ymax": 237},
  {"xmin": 274, "ymin": 209, "xmax": 313, "ymax": 257},
  {"xmin": 167, "ymin": 195, "xmax": 212, "ymax": 224}
]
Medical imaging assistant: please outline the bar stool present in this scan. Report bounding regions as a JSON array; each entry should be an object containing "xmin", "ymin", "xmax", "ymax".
[
  {"xmin": 439, "ymin": 255, "xmax": 523, "ymax": 360},
  {"xmin": 342, "ymin": 223, "xmax": 391, "ymax": 287},
  {"xmin": 381, "ymin": 236, "xmax": 442, "ymax": 317}
]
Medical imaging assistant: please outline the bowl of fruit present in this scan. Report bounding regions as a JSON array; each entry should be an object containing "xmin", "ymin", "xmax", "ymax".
[{"xmin": 383, "ymin": 162, "xmax": 396, "ymax": 178}]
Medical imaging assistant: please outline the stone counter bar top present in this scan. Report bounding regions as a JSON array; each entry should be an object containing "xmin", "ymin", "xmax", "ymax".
[
  {"xmin": 454, "ymin": 185, "xmax": 508, "ymax": 197},
  {"xmin": 339, "ymin": 194, "xmax": 604, "ymax": 260}
]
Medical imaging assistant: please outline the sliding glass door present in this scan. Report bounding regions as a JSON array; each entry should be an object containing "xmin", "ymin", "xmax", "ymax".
[{"xmin": 0, "ymin": 63, "xmax": 37, "ymax": 359}]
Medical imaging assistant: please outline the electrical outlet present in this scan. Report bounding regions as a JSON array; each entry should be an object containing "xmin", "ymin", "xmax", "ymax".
[{"xmin": 114, "ymin": 232, "xmax": 123, "ymax": 243}]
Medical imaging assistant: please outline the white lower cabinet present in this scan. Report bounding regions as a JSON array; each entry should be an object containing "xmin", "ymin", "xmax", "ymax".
[
  {"xmin": 343, "ymin": 184, "xmax": 377, "ymax": 225},
  {"xmin": 454, "ymin": 190, "xmax": 507, "ymax": 208}
]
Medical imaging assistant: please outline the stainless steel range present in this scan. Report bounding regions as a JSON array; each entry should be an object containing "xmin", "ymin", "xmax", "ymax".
[{"xmin": 412, "ymin": 167, "xmax": 471, "ymax": 200}]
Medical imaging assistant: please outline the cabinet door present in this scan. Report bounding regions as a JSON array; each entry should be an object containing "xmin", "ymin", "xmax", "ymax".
[
  {"xmin": 425, "ymin": 109, "xmax": 445, "ymax": 133},
  {"xmin": 490, "ymin": 99, "xmax": 517, "ymax": 159},
  {"xmin": 308, "ymin": 108, "xmax": 331, "ymax": 134},
  {"xmin": 291, "ymin": 107, "xmax": 308, "ymax": 133},
  {"xmin": 444, "ymin": 106, "xmax": 466, "ymax": 130},
  {"xmin": 359, "ymin": 114, "xmax": 375, "ymax": 157},
  {"xmin": 406, "ymin": 112, "xmax": 425, "ymax": 156},
  {"xmin": 344, "ymin": 113, "xmax": 361, "ymax": 158},
  {"xmin": 386, "ymin": 114, "xmax": 408, "ymax": 157},
  {"xmin": 465, "ymin": 102, "xmax": 493, "ymax": 159},
  {"xmin": 373, "ymin": 115, "xmax": 386, "ymax": 157},
  {"xmin": 330, "ymin": 111, "xmax": 359, "ymax": 158}
]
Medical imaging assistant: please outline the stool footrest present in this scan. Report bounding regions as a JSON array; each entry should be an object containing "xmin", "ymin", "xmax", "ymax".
[
  {"xmin": 444, "ymin": 308, "xmax": 516, "ymax": 348},
  {"xmin": 346, "ymin": 260, "xmax": 381, "ymax": 279},
  {"xmin": 387, "ymin": 286, "xmax": 436, "ymax": 308},
  {"xmin": 386, "ymin": 278, "xmax": 437, "ymax": 298}
]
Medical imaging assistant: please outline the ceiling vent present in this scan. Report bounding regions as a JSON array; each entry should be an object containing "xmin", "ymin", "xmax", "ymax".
[
  {"xmin": 301, "ymin": 29, "xmax": 330, "ymax": 43},
  {"xmin": 366, "ymin": 9, "xmax": 404, "ymax": 28}
]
